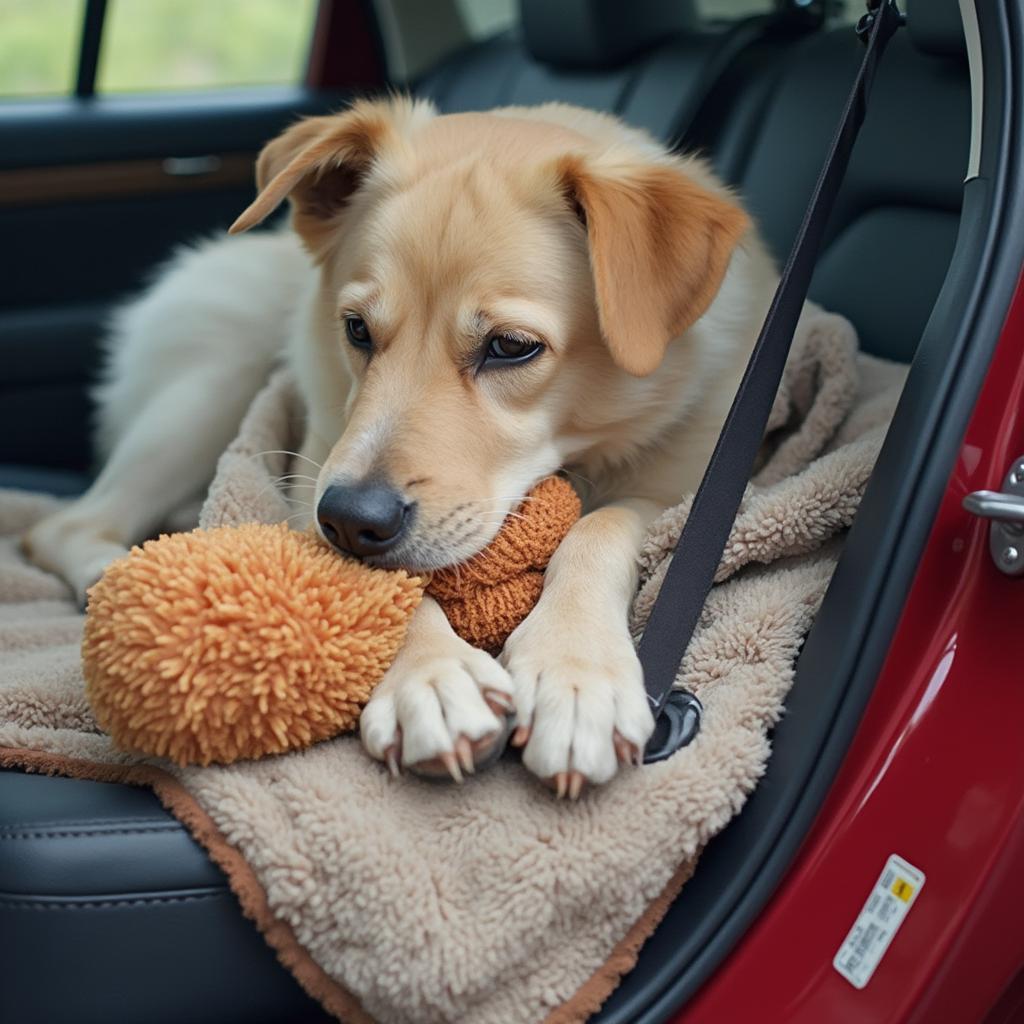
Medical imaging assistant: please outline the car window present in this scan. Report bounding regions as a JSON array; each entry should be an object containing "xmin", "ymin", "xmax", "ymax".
[
  {"xmin": 0, "ymin": 0, "xmax": 318, "ymax": 100},
  {"xmin": 98, "ymin": 0, "xmax": 318, "ymax": 93},
  {"xmin": 374, "ymin": 0, "xmax": 518, "ymax": 83},
  {"xmin": 696, "ymin": 0, "xmax": 774, "ymax": 16},
  {"xmin": 452, "ymin": 0, "xmax": 517, "ymax": 40},
  {"xmin": 0, "ymin": 0, "xmax": 82, "ymax": 98}
]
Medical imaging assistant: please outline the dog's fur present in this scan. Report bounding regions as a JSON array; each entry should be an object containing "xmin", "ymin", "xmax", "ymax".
[{"xmin": 24, "ymin": 98, "xmax": 778, "ymax": 794}]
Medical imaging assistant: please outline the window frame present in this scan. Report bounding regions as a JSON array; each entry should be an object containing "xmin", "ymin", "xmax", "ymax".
[
  {"xmin": 57, "ymin": 0, "xmax": 386, "ymax": 101},
  {"xmin": 75, "ymin": 0, "xmax": 106, "ymax": 98}
]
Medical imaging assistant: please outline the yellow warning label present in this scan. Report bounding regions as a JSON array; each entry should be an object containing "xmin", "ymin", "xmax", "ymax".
[{"xmin": 891, "ymin": 878, "xmax": 914, "ymax": 902}]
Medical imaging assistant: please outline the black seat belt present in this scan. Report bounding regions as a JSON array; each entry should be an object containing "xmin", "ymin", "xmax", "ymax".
[{"xmin": 641, "ymin": 0, "xmax": 905, "ymax": 763}]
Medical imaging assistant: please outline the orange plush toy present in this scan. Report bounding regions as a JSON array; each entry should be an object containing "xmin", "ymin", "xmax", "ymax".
[{"xmin": 82, "ymin": 475, "xmax": 580, "ymax": 767}]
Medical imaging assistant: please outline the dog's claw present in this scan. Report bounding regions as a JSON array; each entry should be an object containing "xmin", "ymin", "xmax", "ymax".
[
  {"xmin": 483, "ymin": 689, "xmax": 515, "ymax": 715},
  {"xmin": 511, "ymin": 724, "xmax": 531, "ymax": 748},
  {"xmin": 554, "ymin": 772, "xmax": 569, "ymax": 799},
  {"xmin": 613, "ymin": 730, "xmax": 642, "ymax": 768},
  {"xmin": 384, "ymin": 746, "xmax": 401, "ymax": 778},
  {"xmin": 440, "ymin": 750, "xmax": 464, "ymax": 784},
  {"xmin": 455, "ymin": 736, "xmax": 475, "ymax": 776},
  {"xmin": 568, "ymin": 772, "xmax": 584, "ymax": 800}
]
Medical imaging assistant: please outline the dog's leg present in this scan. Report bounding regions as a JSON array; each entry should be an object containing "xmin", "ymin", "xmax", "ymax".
[
  {"xmin": 360, "ymin": 596, "xmax": 516, "ymax": 780},
  {"xmin": 22, "ymin": 233, "xmax": 303, "ymax": 604},
  {"xmin": 501, "ymin": 498, "xmax": 659, "ymax": 797},
  {"xmin": 23, "ymin": 365, "xmax": 261, "ymax": 606}
]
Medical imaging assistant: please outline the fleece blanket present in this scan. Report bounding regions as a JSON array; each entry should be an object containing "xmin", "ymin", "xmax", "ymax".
[{"xmin": 0, "ymin": 307, "xmax": 905, "ymax": 1024}]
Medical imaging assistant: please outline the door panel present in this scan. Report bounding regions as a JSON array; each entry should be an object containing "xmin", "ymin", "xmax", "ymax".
[{"xmin": 0, "ymin": 88, "xmax": 350, "ymax": 474}]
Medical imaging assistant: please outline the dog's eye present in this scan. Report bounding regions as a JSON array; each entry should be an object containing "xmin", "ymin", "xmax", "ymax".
[
  {"xmin": 484, "ymin": 334, "xmax": 542, "ymax": 365},
  {"xmin": 345, "ymin": 316, "xmax": 372, "ymax": 351}
]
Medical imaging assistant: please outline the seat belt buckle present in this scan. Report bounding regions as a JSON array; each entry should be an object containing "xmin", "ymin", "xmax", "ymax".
[
  {"xmin": 856, "ymin": 0, "xmax": 905, "ymax": 45},
  {"xmin": 643, "ymin": 689, "xmax": 704, "ymax": 764}
]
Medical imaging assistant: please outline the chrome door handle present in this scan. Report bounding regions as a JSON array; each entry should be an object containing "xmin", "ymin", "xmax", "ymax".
[
  {"xmin": 162, "ymin": 155, "xmax": 222, "ymax": 177},
  {"xmin": 962, "ymin": 489, "xmax": 1024, "ymax": 523},
  {"xmin": 963, "ymin": 455, "xmax": 1024, "ymax": 576}
]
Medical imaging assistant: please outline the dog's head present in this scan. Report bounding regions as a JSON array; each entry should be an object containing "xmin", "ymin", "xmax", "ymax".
[{"xmin": 231, "ymin": 98, "xmax": 749, "ymax": 570}]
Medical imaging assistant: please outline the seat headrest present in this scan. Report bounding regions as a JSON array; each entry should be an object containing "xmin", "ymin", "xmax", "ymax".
[
  {"xmin": 906, "ymin": 0, "xmax": 966, "ymax": 59},
  {"xmin": 520, "ymin": 0, "xmax": 698, "ymax": 71}
]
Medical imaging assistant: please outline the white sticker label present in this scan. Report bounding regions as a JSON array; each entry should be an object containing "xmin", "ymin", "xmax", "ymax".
[{"xmin": 833, "ymin": 853, "xmax": 925, "ymax": 990}]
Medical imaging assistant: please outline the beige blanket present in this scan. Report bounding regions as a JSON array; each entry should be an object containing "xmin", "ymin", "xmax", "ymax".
[{"xmin": 0, "ymin": 308, "xmax": 905, "ymax": 1024}]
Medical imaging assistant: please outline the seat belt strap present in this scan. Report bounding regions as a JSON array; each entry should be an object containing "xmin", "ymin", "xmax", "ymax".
[{"xmin": 640, "ymin": 1, "xmax": 905, "ymax": 762}]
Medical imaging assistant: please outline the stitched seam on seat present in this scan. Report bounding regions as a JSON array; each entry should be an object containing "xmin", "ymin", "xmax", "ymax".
[
  {"xmin": 0, "ymin": 826, "xmax": 183, "ymax": 840},
  {"xmin": 0, "ymin": 817, "xmax": 175, "ymax": 831},
  {"xmin": 0, "ymin": 893, "xmax": 223, "ymax": 910}
]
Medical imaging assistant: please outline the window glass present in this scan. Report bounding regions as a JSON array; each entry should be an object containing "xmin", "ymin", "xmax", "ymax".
[
  {"xmin": 453, "ymin": 0, "xmax": 516, "ymax": 40},
  {"xmin": 374, "ymin": 0, "xmax": 517, "ymax": 83},
  {"xmin": 0, "ymin": 0, "xmax": 81, "ymax": 98},
  {"xmin": 695, "ymin": 0, "xmax": 773, "ymax": 17},
  {"xmin": 97, "ymin": 0, "xmax": 317, "ymax": 93}
]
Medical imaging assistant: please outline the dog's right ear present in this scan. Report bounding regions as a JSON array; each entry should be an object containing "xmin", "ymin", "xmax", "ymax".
[
  {"xmin": 229, "ymin": 97, "xmax": 432, "ymax": 257},
  {"xmin": 553, "ymin": 153, "xmax": 750, "ymax": 377}
]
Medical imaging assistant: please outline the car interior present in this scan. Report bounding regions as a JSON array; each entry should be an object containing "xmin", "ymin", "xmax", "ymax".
[{"xmin": 3, "ymin": 1, "xmax": 1020, "ymax": 1021}]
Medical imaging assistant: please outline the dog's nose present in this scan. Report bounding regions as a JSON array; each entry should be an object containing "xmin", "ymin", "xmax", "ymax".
[{"xmin": 317, "ymin": 482, "xmax": 414, "ymax": 557}]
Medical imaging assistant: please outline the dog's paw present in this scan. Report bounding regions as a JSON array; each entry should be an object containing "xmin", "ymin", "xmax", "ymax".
[
  {"xmin": 501, "ymin": 612, "xmax": 654, "ymax": 798},
  {"xmin": 22, "ymin": 513, "xmax": 127, "ymax": 609},
  {"xmin": 360, "ymin": 628, "xmax": 515, "ymax": 782}
]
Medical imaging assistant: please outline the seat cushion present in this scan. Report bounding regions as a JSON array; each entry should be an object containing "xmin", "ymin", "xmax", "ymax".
[{"xmin": 0, "ymin": 770, "xmax": 329, "ymax": 1024}]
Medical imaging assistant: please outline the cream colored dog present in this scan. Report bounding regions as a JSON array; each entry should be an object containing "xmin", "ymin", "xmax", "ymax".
[{"xmin": 24, "ymin": 98, "xmax": 777, "ymax": 796}]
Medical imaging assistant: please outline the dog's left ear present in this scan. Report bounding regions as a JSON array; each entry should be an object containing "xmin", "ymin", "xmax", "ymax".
[
  {"xmin": 229, "ymin": 97, "xmax": 431, "ymax": 258},
  {"xmin": 556, "ymin": 155, "xmax": 750, "ymax": 376}
]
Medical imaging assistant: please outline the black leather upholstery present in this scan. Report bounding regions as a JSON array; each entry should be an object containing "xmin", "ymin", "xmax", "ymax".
[
  {"xmin": 520, "ymin": 0, "xmax": 696, "ymax": 70},
  {"xmin": 739, "ymin": 24, "xmax": 969, "ymax": 360},
  {"xmin": 1, "ymin": 3, "xmax": 973, "ymax": 1022},
  {"xmin": 0, "ymin": 771, "xmax": 329, "ymax": 1024},
  {"xmin": 418, "ymin": 16, "xmax": 780, "ymax": 148}
]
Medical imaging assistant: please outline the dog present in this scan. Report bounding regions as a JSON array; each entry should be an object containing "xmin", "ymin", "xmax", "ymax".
[{"xmin": 23, "ymin": 98, "xmax": 778, "ymax": 796}]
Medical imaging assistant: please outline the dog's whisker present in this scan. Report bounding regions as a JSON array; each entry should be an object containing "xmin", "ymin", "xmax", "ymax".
[
  {"xmin": 273, "ymin": 473, "xmax": 320, "ymax": 485},
  {"xmin": 459, "ymin": 511, "xmax": 526, "ymax": 524},
  {"xmin": 463, "ymin": 494, "xmax": 537, "ymax": 505},
  {"xmin": 457, "ymin": 516, "xmax": 494, "ymax": 535},
  {"xmin": 254, "ymin": 481, "xmax": 317, "ymax": 505},
  {"xmin": 253, "ymin": 450, "xmax": 324, "ymax": 471},
  {"xmin": 559, "ymin": 468, "xmax": 594, "ymax": 488}
]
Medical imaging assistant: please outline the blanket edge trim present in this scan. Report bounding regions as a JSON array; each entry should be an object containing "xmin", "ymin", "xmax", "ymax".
[
  {"xmin": 0, "ymin": 746, "xmax": 377, "ymax": 1024},
  {"xmin": 541, "ymin": 857, "xmax": 698, "ymax": 1024},
  {"xmin": 0, "ymin": 745, "xmax": 698, "ymax": 1024}
]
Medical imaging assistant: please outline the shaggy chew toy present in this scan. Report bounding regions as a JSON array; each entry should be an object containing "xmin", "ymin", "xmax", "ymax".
[{"xmin": 82, "ymin": 475, "xmax": 580, "ymax": 767}]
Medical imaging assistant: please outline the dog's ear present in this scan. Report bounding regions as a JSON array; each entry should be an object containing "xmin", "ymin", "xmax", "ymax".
[
  {"xmin": 229, "ymin": 98, "xmax": 430, "ymax": 257},
  {"xmin": 555, "ymin": 155, "xmax": 750, "ymax": 376}
]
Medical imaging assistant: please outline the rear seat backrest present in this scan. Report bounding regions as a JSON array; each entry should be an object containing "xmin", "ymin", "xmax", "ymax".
[
  {"xmin": 418, "ymin": 0, "xmax": 785, "ymax": 147},
  {"xmin": 736, "ymin": 0, "xmax": 969, "ymax": 361},
  {"xmin": 418, "ymin": 0, "xmax": 967, "ymax": 365}
]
